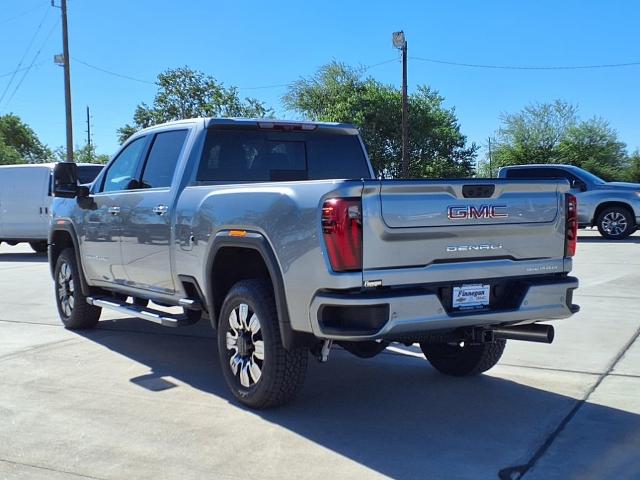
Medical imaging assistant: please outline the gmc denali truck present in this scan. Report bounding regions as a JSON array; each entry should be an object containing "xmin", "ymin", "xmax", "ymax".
[
  {"xmin": 499, "ymin": 164, "xmax": 640, "ymax": 240},
  {"xmin": 50, "ymin": 118, "xmax": 580, "ymax": 409}
]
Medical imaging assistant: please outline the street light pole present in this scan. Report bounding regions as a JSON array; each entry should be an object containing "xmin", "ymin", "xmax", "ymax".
[
  {"xmin": 86, "ymin": 105, "xmax": 92, "ymax": 160},
  {"xmin": 401, "ymin": 40, "xmax": 409, "ymax": 179},
  {"xmin": 60, "ymin": 0, "xmax": 73, "ymax": 162},
  {"xmin": 393, "ymin": 31, "xmax": 409, "ymax": 178}
]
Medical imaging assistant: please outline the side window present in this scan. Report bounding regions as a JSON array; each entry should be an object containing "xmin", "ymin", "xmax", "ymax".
[
  {"xmin": 141, "ymin": 130, "xmax": 188, "ymax": 188},
  {"xmin": 506, "ymin": 168, "xmax": 555, "ymax": 179},
  {"xmin": 102, "ymin": 137, "xmax": 147, "ymax": 193},
  {"xmin": 549, "ymin": 169, "xmax": 578, "ymax": 184}
]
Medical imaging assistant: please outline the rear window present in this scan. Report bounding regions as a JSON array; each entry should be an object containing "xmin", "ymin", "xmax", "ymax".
[
  {"xmin": 505, "ymin": 167, "xmax": 576, "ymax": 182},
  {"xmin": 195, "ymin": 129, "xmax": 370, "ymax": 183},
  {"xmin": 505, "ymin": 168, "xmax": 558, "ymax": 179},
  {"xmin": 77, "ymin": 165, "xmax": 104, "ymax": 184}
]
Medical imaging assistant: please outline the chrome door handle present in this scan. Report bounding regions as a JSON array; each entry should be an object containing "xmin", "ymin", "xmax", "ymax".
[
  {"xmin": 108, "ymin": 206, "xmax": 120, "ymax": 215},
  {"xmin": 152, "ymin": 205, "xmax": 168, "ymax": 215}
]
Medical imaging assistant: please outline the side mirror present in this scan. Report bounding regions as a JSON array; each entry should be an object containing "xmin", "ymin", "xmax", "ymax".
[{"xmin": 53, "ymin": 162, "xmax": 79, "ymax": 198}]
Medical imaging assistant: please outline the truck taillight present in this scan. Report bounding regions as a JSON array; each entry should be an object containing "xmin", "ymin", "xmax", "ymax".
[
  {"xmin": 322, "ymin": 198, "xmax": 362, "ymax": 272},
  {"xmin": 565, "ymin": 194, "xmax": 578, "ymax": 257}
]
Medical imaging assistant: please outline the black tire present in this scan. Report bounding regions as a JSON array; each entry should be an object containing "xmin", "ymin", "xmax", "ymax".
[
  {"xmin": 54, "ymin": 248, "xmax": 101, "ymax": 329},
  {"xmin": 217, "ymin": 279, "xmax": 308, "ymax": 409},
  {"xmin": 596, "ymin": 206, "xmax": 635, "ymax": 239},
  {"xmin": 30, "ymin": 241, "xmax": 48, "ymax": 253},
  {"xmin": 419, "ymin": 339, "xmax": 506, "ymax": 376}
]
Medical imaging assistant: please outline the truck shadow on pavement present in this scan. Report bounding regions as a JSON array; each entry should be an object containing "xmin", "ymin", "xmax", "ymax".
[
  {"xmin": 0, "ymin": 251, "xmax": 47, "ymax": 262},
  {"xmin": 77, "ymin": 319, "xmax": 640, "ymax": 479},
  {"xmin": 577, "ymin": 236, "xmax": 640, "ymax": 244},
  {"xmin": 578, "ymin": 231, "xmax": 640, "ymax": 244}
]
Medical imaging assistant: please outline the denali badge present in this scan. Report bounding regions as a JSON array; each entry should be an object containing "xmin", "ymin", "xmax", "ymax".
[
  {"xmin": 447, "ymin": 205, "xmax": 508, "ymax": 220},
  {"xmin": 446, "ymin": 244, "xmax": 503, "ymax": 252}
]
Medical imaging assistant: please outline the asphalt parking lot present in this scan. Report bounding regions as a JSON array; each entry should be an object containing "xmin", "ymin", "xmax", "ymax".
[{"xmin": 0, "ymin": 229, "xmax": 639, "ymax": 480}]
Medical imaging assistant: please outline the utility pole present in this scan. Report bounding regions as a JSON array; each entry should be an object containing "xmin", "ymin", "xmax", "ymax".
[
  {"xmin": 393, "ymin": 31, "xmax": 409, "ymax": 178},
  {"xmin": 56, "ymin": 0, "xmax": 73, "ymax": 162},
  {"xmin": 86, "ymin": 105, "xmax": 92, "ymax": 159},
  {"xmin": 487, "ymin": 137, "xmax": 493, "ymax": 177}
]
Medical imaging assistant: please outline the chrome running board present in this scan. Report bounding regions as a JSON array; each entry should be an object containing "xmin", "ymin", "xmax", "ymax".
[{"xmin": 87, "ymin": 296, "xmax": 198, "ymax": 327}]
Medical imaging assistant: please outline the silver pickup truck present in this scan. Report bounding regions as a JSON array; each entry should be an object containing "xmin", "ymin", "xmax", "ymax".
[
  {"xmin": 499, "ymin": 164, "xmax": 640, "ymax": 239},
  {"xmin": 50, "ymin": 118, "xmax": 579, "ymax": 408}
]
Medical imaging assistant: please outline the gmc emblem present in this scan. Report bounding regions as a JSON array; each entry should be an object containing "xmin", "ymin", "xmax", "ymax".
[{"xmin": 447, "ymin": 205, "xmax": 508, "ymax": 220}]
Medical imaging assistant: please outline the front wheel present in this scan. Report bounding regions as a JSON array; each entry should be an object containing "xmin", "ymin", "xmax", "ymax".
[
  {"xmin": 217, "ymin": 279, "xmax": 308, "ymax": 409},
  {"xmin": 596, "ymin": 206, "xmax": 634, "ymax": 239},
  {"xmin": 420, "ymin": 339, "xmax": 506, "ymax": 376},
  {"xmin": 55, "ymin": 248, "xmax": 101, "ymax": 329}
]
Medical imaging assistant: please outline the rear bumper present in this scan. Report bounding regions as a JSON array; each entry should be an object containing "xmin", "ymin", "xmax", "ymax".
[{"xmin": 309, "ymin": 276, "xmax": 579, "ymax": 341}]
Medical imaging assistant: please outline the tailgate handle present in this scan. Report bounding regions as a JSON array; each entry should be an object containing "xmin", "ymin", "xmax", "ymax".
[{"xmin": 462, "ymin": 184, "xmax": 495, "ymax": 198}]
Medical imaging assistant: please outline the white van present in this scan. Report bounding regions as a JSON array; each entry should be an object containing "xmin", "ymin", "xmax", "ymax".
[{"xmin": 0, "ymin": 163, "xmax": 103, "ymax": 252}]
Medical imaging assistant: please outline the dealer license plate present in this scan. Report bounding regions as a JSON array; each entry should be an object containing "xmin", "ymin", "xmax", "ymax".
[{"xmin": 452, "ymin": 284, "xmax": 490, "ymax": 310}]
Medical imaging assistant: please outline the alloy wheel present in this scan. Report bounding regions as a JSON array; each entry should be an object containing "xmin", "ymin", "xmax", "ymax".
[
  {"xmin": 601, "ymin": 211, "xmax": 628, "ymax": 236},
  {"xmin": 57, "ymin": 261, "xmax": 75, "ymax": 317},
  {"xmin": 225, "ymin": 303, "xmax": 264, "ymax": 388}
]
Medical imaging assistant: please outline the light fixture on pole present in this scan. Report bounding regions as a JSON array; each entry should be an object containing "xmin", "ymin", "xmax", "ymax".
[{"xmin": 392, "ymin": 31, "xmax": 409, "ymax": 178}]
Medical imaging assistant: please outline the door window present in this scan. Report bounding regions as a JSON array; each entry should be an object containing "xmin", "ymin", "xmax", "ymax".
[
  {"xmin": 101, "ymin": 137, "xmax": 147, "ymax": 193},
  {"xmin": 140, "ymin": 130, "xmax": 188, "ymax": 189}
]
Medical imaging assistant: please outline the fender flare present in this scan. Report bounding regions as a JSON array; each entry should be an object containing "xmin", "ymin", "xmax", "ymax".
[
  {"xmin": 49, "ymin": 223, "xmax": 92, "ymax": 297},
  {"xmin": 204, "ymin": 232, "xmax": 313, "ymax": 350}
]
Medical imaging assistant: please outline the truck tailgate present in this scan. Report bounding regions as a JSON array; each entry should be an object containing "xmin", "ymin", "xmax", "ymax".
[{"xmin": 361, "ymin": 179, "xmax": 570, "ymax": 285}]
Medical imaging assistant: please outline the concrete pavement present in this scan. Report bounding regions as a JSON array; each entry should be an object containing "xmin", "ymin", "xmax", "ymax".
[{"xmin": 0, "ymin": 230, "xmax": 638, "ymax": 479}]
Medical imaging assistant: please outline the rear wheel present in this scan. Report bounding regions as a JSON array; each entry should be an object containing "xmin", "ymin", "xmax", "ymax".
[
  {"xmin": 419, "ymin": 339, "xmax": 506, "ymax": 376},
  {"xmin": 217, "ymin": 279, "xmax": 308, "ymax": 409},
  {"xmin": 596, "ymin": 206, "xmax": 634, "ymax": 239},
  {"xmin": 55, "ymin": 248, "xmax": 101, "ymax": 329},
  {"xmin": 30, "ymin": 241, "xmax": 48, "ymax": 253}
]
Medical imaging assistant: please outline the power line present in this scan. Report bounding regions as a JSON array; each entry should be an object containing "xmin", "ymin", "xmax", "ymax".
[
  {"xmin": 0, "ymin": 62, "xmax": 47, "ymax": 79},
  {"xmin": 0, "ymin": 7, "xmax": 50, "ymax": 106},
  {"xmin": 3, "ymin": 19, "xmax": 60, "ymax": 111},
  {"xmin": 238, "ymin": 58, "xmax": 398, "ymax": 90},
  {"xmin": 71, "ymin": 57, "xmax": 399, "ymax": 91},
  {"xmin": 60, "ymin": 53, "xmax": 640, "ymax": 95},
  {"xmin": 0, "ymin": 4, "xmax": 45, "ymax": 26},
  {"xmin": 361, "ymin": 57, "xmax": 399, "ymax": 71},
  {"xmin": 73, "ymin": 58, "xmax": 158, "ymax": 85},
  {"xmin": 410, "ymin": 56, "xmax": 640, "ymax": 70}
]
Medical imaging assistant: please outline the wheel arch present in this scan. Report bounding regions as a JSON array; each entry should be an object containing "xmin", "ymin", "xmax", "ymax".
[
  {"xmin": 204, "ymin": 232, "xmax": 313, "ymax": 350},
  {"xmin": 49, "ymin": 224, "xmax": 91, "ymax": 296},
  {"xmin": 592, "ymin": 201, "xmax": 636, "ymax": 227}
]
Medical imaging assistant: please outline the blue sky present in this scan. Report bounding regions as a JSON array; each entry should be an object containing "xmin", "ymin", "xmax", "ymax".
[{"xmin": 1, "ymin": 0, "xmax": 638, "ymax": 159}]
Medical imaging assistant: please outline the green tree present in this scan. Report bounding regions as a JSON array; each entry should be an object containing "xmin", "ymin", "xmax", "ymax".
[
  {"xmin": 558, "ymin": 118, "xmax": 628, "ymax": 180},
  {"xmin": 118, "ymin": 66, "xmax": 273, "ymax": 143},
  {"xmin": 54, "ymin": 144, "xmax": 110, "ymax": 164},
  {"xmin": 624, "ymin": 150, "xmax": 640, "ymax": 183},
  {"xmin": 0, "ymin": 114, "xmax": 52, "ymax": 164},
  {"xmin": 484, "ymin": 100, "xmax": 629, "ymax": 180},
  {"xmin": 283, "ymin": 61, "xmax": 477, "ymax": 178}
]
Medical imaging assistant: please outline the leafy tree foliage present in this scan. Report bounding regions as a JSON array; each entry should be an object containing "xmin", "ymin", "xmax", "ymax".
[
  {"xmin": 0, "ymin": 114, "xmax": 51, "ymax": 164},
  {"xmin": 624, "ymin": 150, "xmax": 640, "ymax": 183},
  {"xmin": 283, "ymin": 61, "xmax": 477, "ymax": 178},
  {"xmin": 118, "ymin": 67, "xmax": 273, "ymax": 143},
  {"xmin": 483, "ymin": 101, "xmax": 630, "ymax": 181},
  {"xmin": 54, "ymin": 144, "xmax": 110, "ymax": 164}
]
